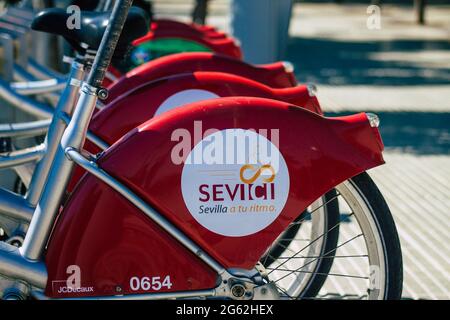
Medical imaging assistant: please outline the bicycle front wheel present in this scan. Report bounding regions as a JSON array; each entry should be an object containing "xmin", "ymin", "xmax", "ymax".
[{"xmin": 261, "ymin": 172, "xmax": 403, "ymax": 300}]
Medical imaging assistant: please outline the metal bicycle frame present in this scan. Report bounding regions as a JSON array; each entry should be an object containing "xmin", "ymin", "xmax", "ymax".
[
  {"xmin": 0, "ymin": 0, "xmax": 260, "ymax": 300},
  {"xmin": 0, "ymin": 60, "xmax": 85, "ymax": 223},
  {"xmin": 12, "ymin": 65, "xmax": 66, "ymax": 96},
  {"xmin": 0, "ymin": 62, "xmax": 67, "ymax": 116},
  {"xmin": 0, "ymin": 0, "xmax": 118, "ymax": 123},
  {"xmin": 0, "ymin": 12, "xmax": 68, "ymax": 111},
  {"xmin": 0, "ymin": 62, "xmax": 108, "ymax": 202}
]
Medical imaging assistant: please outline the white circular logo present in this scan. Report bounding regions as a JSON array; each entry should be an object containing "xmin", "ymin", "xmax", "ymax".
[
  {"xmin": 155, "ymin": 89, "xmax": 220, "ymax": 116},
  {"xmin": 181, "ymin": 129, "xmax": 290, "ymax": 237}
]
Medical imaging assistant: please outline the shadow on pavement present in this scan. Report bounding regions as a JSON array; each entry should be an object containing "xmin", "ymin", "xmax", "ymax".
[{"xmin": 287, "ymin": 37, "xmax": 450, "ymax": 86}]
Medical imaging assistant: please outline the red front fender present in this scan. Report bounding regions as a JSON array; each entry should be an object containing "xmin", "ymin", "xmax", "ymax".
[
  {"xmin": 106, "ymin": 52, "xmax": 297, "ymax": 102},
  {"xmin": 69, "ymin": 72, "xmax": 314, "ymax": 192},
  {"xmin": 151, "ymin": 20, "xmax": 224, "ymax": 39},
  {"xmin": 45, "ymin": 97, "xmax": 384, "ymax": 298}
]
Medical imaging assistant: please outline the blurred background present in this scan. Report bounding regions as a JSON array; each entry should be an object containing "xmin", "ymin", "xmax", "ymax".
[{"xmin": 0, "ymin": 0, "xmax": 449, "ymax": 299}]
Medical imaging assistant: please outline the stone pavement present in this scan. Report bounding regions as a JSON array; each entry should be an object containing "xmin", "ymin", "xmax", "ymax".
[{"xmin": 152, "ymin": 0, "xmax": 450, "ymax": 299}]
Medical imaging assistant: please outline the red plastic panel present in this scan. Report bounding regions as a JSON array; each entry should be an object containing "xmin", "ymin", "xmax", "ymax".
[
  {"xmin": 95, "ymin": 72, "xmax": 318, "ymax": 144},
  {"xmin": 47, "ymin": 97, "xmax": 384, "ymax": 298},
  {"xmin": 106, "ymin": 52, "xmax": 296, "ymax": 101},
  {"xmin": 45, "ymin": 179, "xmax": 218, "ymax": 298},
  {"xmin": 70, "ymin": 72, "xmax": 315, "ymax": 192},
  {"xmin": 152, "ymin": 20, "xmax": 226, "ymax": 39},
  {"xmin": 151, "ymin": 19, "xmax": 225, "ymax": 39},
  {"xmin": 69, "ymin": 72, "xmax": 316, "ymax": 192}
]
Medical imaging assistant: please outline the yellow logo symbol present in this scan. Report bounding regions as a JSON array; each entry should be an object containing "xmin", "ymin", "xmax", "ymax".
[{"xmin": 239, "ymin": 164, "xmax": 276, "ymax": 184}]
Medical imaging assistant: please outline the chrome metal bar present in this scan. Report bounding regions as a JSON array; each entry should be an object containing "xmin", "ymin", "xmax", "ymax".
[
  {"xmin": 0, "ymin": 188, "xmax": 33, "ymax": 222},
  {"xmin": 0, "ymin": 144, "xmax": 45, "ymax": 169},
  {"xmin": 0, "ymin": 242, "xmax": 47, "ymax": 289},
  {"xmin": 21, "ymin": 86, "xmax": 98, "ymax": 260},
  {"xmin": 12, "ymin": 65, "xmax": 62, "ymax": 104},
  {"xmin": 22, "ymin": 0, "xmax": 134, "ymax": 262},
  {"xmin": 66, "ymin": 148, "xmax": 227, "ymax": 276},
  {"xmin": 0, "ymin": 79, "xmax": 53, "ymax": 119},
  {"xmin": 26, "ymin": 58, "xmax": 65, "ymax": 82},
  {"xmin": 12, "ymin": 162, "xmax": 34, "ymax": 189},
  {"xmin": 26, "ymin": 61, "xmax": 85, "ymax": 206},
  {"xmin": 12, "ymin": 64, "xmax": 35, "ymax": 82},
  {"xmin": 11, "ymin": 79, "xmax": 66, "ymax": 96},
  {"xmin": 32, "ymin": 288, "xmax": 216, "ymax": 300},
  {"xmin": 0, "ymin": 120, "xmax": 50, "ymax": 138},
  {"xmin": 86, "ymin": 132, "xmax": 110, "ymax": 151},
  {"xmin": 62, "ymin": 113, "xmax": 109, "ymax": 151},
  {"xmin": 102, "ymin": 0, "xmax": 114, "ymax": 11}
]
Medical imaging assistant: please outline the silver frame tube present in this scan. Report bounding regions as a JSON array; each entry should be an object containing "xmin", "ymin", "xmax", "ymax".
[
  {"xmin": 0, "ymin": 79, "xmax": 53, "ymax": 119},
  {"xmin": 12, "ymin": 64, "xmax": 62, "ymax": 105},
  {"xmin": 86, "ymin": 131, "xmax": 110, "ymax": 150},
  {"xmin": 0, "ymin": 62, "xmax": 83, "ymax": 227},
  {"xmin": 13, "ymin": 64, "xmax": 37, "ymax": 82},
  {"xmin": 20, "ymin": 85, "xmax": 98, "ymax": 260},
  {"xmin": 13, "ymin": 64, "xmax": 67, "ymax": 95},
  {"xmin": 0, "ymin": 188, "xmax": 33, "ymax": 222},
  {"xmin": 11, "ymin": 79, "xmax": 66, "ymax": 96},
  {"xmin": 12, "ymin": 163, "xmax": 34, "ymax": 189},
  {"xmin": 0, "ymin": 242, "xmax": 47, "ymax": 289},
  {"xmin": 0, "ymin": 145, "xmax": 45, "ymax": 169},
  {"xmin": 0, "ymin": 120, "xmax": 50, "ymax": 138},
  {"xmin": 26, "ymin": 61, "xmax": 85, "ymax": 206}
]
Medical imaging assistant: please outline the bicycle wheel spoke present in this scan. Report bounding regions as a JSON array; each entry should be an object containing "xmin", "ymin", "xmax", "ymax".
[
  {"xmin": 268, "ymin": 212, "xmax": 353, "ymax": 276},
  {"xmin": 272, "ymin": 233, "xmax": 363, "ymax": 284},
  {"xmin": 261, "ymin": 251, "xmax": 284, "ymax": 266},
  {"xmin": 261, "ymin": 175, "xmax": 401, "ymax": 300},
  {"xmin": 288, "ymin": 192, "xmax": 341, "ymax": 228},
  {"xmin": 273, "ymin": 283, "xmax": 295, "ymax": 300},
  {"xmin": 266, "ymin": 269, "xmax": 369, "ymax": 280},
  {"xmin": 275, "ymin": 254, "xmax": 368, "ymax": 260}
]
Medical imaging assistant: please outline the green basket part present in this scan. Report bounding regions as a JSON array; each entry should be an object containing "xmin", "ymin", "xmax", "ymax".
[{"xmin": 130, "ymin": 38, "xmax": 213, "ymax": 68}]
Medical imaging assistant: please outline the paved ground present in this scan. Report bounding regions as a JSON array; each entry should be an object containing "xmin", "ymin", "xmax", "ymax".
[
  {"xmin": 153, "ymin": 0, "xmax": 450, "ymax": 300},
  {"xmin": 285, "ymin": 3, "xmax": 450, "ymax": 299}
]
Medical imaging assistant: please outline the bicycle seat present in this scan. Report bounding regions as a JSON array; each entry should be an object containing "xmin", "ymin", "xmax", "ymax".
[{"xmin": 31, "ymin": 7, "xmax": 150, "ymax": 58}]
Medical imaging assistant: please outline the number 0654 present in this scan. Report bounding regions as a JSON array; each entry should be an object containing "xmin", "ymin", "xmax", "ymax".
[{"xmin": 129, "ymin": 275, "xmax": 172, "ymax": 291}]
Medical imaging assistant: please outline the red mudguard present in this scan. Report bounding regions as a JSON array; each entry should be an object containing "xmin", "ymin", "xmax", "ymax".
[
  {"xmin": 151, "ymin": 19, "xmax": 225, "ymax": 39},
  {"xmin": 98, "ymin": 72, "xmax": 319, "ymax": 143},
  {"xmin": 106, "ymin": 53, "xmax": 296, "ymax": 102},
  {"xmin": 68, "ymin": 71, "xmax": 319, "ymax": 191},
  {"xmin": 45, "ymin": 97, "xmax": 384, "ymax": 298}
]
